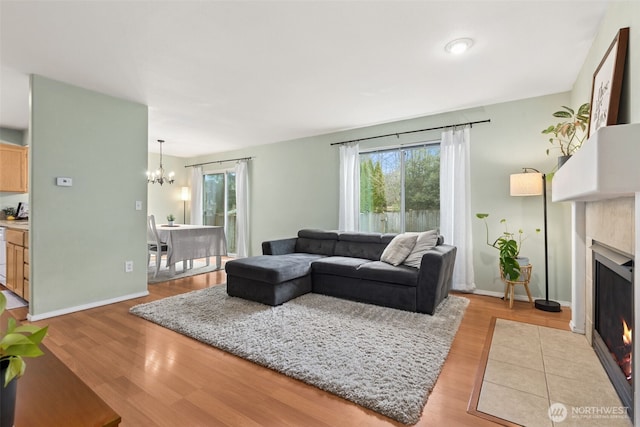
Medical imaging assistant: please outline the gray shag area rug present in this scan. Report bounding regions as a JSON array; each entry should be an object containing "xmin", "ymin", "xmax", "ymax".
[{"xmin": 130, "ymin": 285, "xmax": 469, "ymax": 424}]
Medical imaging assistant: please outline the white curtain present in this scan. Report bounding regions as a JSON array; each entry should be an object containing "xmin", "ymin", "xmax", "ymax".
[
  {"xmin": 235, "ymin": 160, "xmax": 249, "ymax": 257},
  {"xmin": 338, "ymin": 142, "xmax": 360, "ymax": 231},
  {"xmin": 190, "ymin": 166, "xmax": 203, "ymax": 225},
  {"xmin": 440, "ymin": 127, "xmax": 476, "ymax": 292}
]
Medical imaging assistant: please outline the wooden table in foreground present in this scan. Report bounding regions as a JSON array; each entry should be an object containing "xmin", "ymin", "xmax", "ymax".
[{"xmin": 3, "ymin": 311, "xmax": 121, "ymax": 426}]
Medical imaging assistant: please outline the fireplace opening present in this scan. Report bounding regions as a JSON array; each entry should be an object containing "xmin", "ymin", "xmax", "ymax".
[{"xmin": 592, "ymin": 243, "xmax": 633, "ymax": 419}]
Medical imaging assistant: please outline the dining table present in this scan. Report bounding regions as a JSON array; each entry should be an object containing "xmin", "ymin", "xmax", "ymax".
[{"xmin": 156, "ymin": 224, "xmax": 227, "ymax": 275}]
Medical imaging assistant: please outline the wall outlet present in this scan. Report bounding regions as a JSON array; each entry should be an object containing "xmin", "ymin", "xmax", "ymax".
[{"xmin": 125, "ymin": 261, "xmax": 134, "ymax": 273}]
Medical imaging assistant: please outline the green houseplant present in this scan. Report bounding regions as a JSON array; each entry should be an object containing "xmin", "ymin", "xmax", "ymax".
[
  {"xmin": 541, "ymin": 103, "xmax": 590, "ymax": 159},
  {"xmin": 0, "ymin": 292, "xmax": 48, "ymax": 426},
  {"xmin": 167, "ymin": 214, "xmax": 175, "ymax": 226},
  {"xmin": 476, "ymin": 213, "xmax": 539, "ymax": 281}
]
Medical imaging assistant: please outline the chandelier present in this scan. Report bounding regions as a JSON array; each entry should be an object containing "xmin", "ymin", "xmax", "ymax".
[{"xmin": 147, "ymin": 139, "xmax": 175, "ymax": 185}]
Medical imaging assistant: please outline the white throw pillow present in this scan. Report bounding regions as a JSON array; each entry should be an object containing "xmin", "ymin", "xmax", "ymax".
[
  {"xmin": 380, "ymin": 233, "xmax": 418, "ymax": 266},
  {"xmin": 403, "ymin": 230, "xmax": 439, "ymax": 268}
]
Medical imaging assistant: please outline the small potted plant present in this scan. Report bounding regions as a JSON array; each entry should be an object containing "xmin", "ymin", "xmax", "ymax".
[
  {"xmin": 0, "ymin": 292, "xmax": 48, "ymax": 426},
  {"xmin": 476, "ymin": 213, "xmax": 539, "ymax": 280},
  {"xmin": 1, "ymin": 208, "xmax": 16, "ymax": 221},
  {"xmin": 541, "ymin": 102, "xmax": 590, "ymax": 168},
  {"xmin": 167, "ymin": 214, "xmax": 176, "ymax": 226}
]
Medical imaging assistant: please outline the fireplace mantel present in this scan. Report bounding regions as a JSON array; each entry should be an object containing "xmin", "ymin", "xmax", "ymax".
[{"xmin": 552, "ymin": 123, "xmax": 640, "ymax": 202}]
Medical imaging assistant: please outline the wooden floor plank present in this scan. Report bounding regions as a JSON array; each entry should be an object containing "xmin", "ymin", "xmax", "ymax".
[{"xmin": 23, "ymin": 266, "xmax": 571, "ymax": 426}]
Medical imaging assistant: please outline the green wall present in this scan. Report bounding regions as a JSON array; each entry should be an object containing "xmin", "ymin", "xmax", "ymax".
[
  {"xmin": 29, "ymin": 75, "xmax": 149, "ymax": 319},
  {"xmin": 188, "ymin": 92, "xmax": 574, "ymax": 303}
]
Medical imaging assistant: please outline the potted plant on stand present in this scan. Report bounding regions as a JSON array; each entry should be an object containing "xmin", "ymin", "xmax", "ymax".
[
  {"xmin": 541, "ymin": 102, "xmax": 590, "ymax": 169},
  {"xmin": 0, "ymin": 292, "xmax": 48, "ymax": 427},
  {"xmin": 167, "ymin": 214, "xmax": 175, "ymax": 226},
  {"xmin": 476, "ymin": 214, "xmax": 539, "ymax": 281}
]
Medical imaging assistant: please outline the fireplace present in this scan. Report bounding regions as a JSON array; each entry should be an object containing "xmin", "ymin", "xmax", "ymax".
[{"xmin": 592, "ymin": 242, "xmax": 634, "ymax": 418}]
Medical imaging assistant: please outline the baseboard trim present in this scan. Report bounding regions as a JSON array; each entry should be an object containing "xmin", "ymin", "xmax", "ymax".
[
  {"xmin": 27, "ymin": 290, "xmax": 150, "ymax": 321},
  {"xmin": 472, "ymin": 289, "xmax": 571, "ymax": 307},
  {"xmin": 570, "ymin": 320, "xmax": 586, "ymax": 334}
]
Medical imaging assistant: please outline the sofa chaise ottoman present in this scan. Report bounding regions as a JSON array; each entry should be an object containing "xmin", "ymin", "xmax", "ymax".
[{"xmin": 225, "ymin": 229, "xmax": 457, "ymax": 315}]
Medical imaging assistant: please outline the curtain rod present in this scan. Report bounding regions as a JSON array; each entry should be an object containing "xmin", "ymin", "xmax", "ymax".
[
  {"xmin": 330, "ymin": 119, "xmax": 491, "ymax": 146},
  {"xmin": 184, "ymin": 156, "xmax": 253, "ymax": 168}
]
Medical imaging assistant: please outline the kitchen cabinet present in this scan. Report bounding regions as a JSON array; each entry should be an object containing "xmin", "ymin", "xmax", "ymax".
[
  {"xmin": 6, "ymin": 229, "xmax": 28, "ymax": 301},
  {"xmin": 0, "ymin": 143, "xmax": 28, "ymax": 193}
]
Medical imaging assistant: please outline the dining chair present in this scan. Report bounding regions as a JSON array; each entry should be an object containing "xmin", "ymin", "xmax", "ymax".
[{"xmin": 147, "ymin": 215, "xmax": 168, "ymax": 278}]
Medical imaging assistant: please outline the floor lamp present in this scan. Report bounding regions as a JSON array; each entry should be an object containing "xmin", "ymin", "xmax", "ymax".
[
  {"xmin": 181, "ymin": 186, "xmax": 190, "ymax": 224},
  {"xmin": 510, "ymin": 168, "xmax": 561, "ymax": 312}
]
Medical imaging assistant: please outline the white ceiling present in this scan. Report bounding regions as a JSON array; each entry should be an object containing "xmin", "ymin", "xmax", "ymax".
[{"xmin": 0, "ymin": 1, "xmax": 608, "ymax": 158}]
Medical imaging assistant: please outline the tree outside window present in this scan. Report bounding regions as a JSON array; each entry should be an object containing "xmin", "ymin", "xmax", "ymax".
[{"xmin": 359, "ymin": 143, "xmax": 439, "ymax": 233}]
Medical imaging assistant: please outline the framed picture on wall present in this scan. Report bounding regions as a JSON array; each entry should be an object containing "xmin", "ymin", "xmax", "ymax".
[{"xmin": 588, "ymin": 27, "xmax": 629, "ymax": 138}]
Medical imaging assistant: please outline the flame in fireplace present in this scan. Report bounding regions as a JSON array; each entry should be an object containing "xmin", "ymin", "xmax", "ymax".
[
  {"xmin": 623, "ymin": 319, "xmax": 632, "ymax": 346},
  {"xmin": 621, "ymin": 318, "xmax": 633, "ymax": 382}
]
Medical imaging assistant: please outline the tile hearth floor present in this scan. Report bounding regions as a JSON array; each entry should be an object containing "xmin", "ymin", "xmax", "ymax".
[{"xmin": 477, "ymin": 319, "xmax": 632, "ymax": 427}]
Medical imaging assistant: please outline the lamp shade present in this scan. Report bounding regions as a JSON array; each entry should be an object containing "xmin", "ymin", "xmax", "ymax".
[
  {"xmin": 510, "ymin": 172, "xmax": 543, "ymax": 196},
  {"xmin": 181, "ymin": 186, "xmax": 190, "ymax": 201}
]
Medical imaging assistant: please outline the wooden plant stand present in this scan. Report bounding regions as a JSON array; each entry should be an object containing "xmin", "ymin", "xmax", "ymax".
[{"xmin": 500, "ymin": 264, "xmax": 534, "ymax": 309}]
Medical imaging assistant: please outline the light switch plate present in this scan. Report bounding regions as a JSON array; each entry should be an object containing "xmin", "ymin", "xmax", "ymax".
[{"xmin": 135, "ymin": 201, "xmax": 142, "ymax": 210}]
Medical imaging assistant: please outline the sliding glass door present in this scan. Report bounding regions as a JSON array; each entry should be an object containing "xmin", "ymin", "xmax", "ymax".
[
  {"xmin": 203, "ymin": 171, "xmax": 237, "ymax": 254},
  {"xmin": 359, "ymin": 143, "xmax": 440, "ymax": 233}
]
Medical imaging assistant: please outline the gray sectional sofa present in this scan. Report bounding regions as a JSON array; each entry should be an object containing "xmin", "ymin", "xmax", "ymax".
[{"xmin": 225, "ymin": 229, "xmax": 457, "ymax": 315}]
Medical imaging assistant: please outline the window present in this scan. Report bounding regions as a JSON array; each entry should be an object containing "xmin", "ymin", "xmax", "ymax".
[
  {"xmin": 359, "ymin": 143, "xmax": 440, "ymax": 233},
  {"xmin": 203, "ymin": 171, "xmax": 237, "ymax": 253}
]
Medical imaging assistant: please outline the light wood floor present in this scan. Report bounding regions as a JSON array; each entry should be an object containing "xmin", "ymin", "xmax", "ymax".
[{"xmin": 22, "ymin": 266, "xmax": 571, "ymax": 427}]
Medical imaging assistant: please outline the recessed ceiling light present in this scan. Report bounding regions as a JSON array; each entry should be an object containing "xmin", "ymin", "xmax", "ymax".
[{"xmin": 445, "ymin": 38, "xmax": 474, "ymax": 55}]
